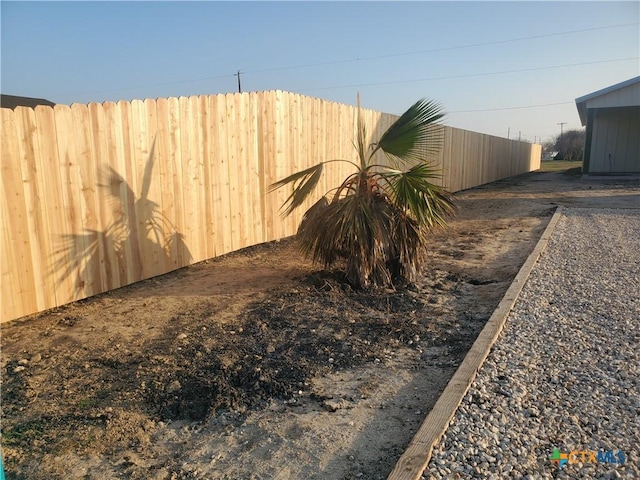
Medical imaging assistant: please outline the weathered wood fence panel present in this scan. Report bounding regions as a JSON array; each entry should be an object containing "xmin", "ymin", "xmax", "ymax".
[{"xmin": 1, "ymin": 90, "xmax": 540, "ymax": 322}]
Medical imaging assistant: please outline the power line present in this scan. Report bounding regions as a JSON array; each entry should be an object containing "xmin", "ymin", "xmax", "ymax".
[
  {"xmin": 243, "ymin": 22, "xmax": 638, "ymax": 75},
  {"xmin": 449, "ymin": 101, "xmax": 574, "ymax": 114},
  {"xmin": 295, "ymin": 57, "xmax": 639, "ymax": 92},
  {"xmin": 61, "ymin": 22, "xmax": 637, "ymax": 96}
]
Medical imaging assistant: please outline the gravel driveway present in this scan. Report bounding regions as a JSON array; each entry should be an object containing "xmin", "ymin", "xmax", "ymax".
[{"xmin": 424, "ymin": 207, "xmax": 640, "ymax": 479}]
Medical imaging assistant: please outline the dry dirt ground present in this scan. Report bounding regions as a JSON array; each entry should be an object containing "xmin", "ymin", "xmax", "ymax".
[{"xmin": 2, "ymin": 164, "xmax": 639, "ymax": 480}]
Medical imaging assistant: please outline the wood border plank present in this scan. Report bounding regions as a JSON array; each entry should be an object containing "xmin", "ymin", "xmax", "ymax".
[{"xmin": 387, "ymin": 205, "xmax": 565, "ymax": 480}]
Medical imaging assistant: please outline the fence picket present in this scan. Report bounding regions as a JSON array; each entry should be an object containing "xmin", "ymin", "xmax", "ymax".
[
  {"xmin": 16, "ymin": 107, "xmax": 52, "ymax": 310},
  {"xmin": 33, "ymin": 105, "xmax": 68, "ymax": 305},
  {"xmin": 247, "ymin": 92, "xmax": 263, "ymax": 247},
  {"xmin": 1, "ymin": 108, "xmax": 34, "ymax": 319},
  {"xmin": 212, "ymin": 94, "xmax": 233, "ymax": 255}
]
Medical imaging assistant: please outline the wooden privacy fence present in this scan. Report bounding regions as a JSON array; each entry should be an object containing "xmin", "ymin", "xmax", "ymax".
[{"xmin": 1, "ymin": 90, "xmax": 541, "ymax": 322}]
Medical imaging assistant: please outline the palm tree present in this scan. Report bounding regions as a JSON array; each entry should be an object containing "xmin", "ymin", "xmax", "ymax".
[{"xmin": 270, "ymin": 98, "xmax": 456, "ymax": 288}]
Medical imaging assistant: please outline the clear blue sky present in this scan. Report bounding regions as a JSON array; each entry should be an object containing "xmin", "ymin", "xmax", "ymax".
[{"xmin": 1, "ymin": 1, "xmax": 638, "ymax": 143}]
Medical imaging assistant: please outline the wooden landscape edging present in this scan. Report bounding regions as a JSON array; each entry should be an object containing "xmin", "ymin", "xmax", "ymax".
[{"xmin": 387, "ymin": 206, "xmax": 565, "ymax": 480}]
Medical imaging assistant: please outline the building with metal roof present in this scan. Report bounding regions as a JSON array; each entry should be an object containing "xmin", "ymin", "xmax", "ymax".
[
  {"xmin": 575, "ymin": 76, "xmax": 640, "ymax": 174},
  {"xmin": 0, "ymin": 94, "xmax": 56, "ymax": 110}
]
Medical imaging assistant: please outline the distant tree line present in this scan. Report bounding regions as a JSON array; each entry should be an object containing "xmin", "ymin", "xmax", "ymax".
[{"xmin": 542, "ymin": 129, "xmax": 585, "ymax": 161}]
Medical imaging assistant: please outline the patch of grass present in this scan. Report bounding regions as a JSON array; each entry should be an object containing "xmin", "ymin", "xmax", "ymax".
[
  {"xmin": 77, "ymin": 389, "xmax": 110, "ymax": 409},
  {"xmin": 1, "ymin": 421, "xmax": 46, "ymax": 446},
  {"xmin": 77, "ymin": 397, "xmax": 97, "ymax": 409},
  {"xmin": 539, "ymin": 160, "xmax": 582, "ymax": 173}
]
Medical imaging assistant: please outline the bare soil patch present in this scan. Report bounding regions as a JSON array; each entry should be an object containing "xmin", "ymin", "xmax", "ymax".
[{"xmin": 2, "ymin": 166, "xmax": 638, "ymax": 480}]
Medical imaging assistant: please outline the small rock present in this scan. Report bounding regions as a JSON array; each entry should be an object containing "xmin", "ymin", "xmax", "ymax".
[
  {"xmin": 322, "ymin": 399, "xmax": 346, "ymax": 412},
  {"xmin": 603, "ymin": 470, "xmax": 621, "ymax": 479},
  {"xmin": 526, "ymin": 407, "xmax": 539, "ymax": 418},
  {"xmin": 13, "ymin": 366, "xmax": 26, "ymax": 373},
  {"xmin": 167, "ymin": 380, "xmax": 181, "ymax": 393},
  {"xmin": 176, "ymin": 333, "xmax": 187, "ymax": 341}
]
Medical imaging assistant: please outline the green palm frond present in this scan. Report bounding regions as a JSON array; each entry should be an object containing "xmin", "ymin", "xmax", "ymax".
[
  {"xmin": 269, "ymin": 163, "xmax": 324, "ymax": 217},
  {"xmin": 383, "ymin": 163, "xmax": 455, "ymax": 226},
  {"xmin": 372, "ymin": 99, "xmax": 445, "ymax": 166}
]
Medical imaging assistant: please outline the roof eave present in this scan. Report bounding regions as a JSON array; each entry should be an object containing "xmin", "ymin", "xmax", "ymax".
[
  {"xmin": 574, "ymin": 76, "xmax": 640, "ymax": 127},
  {"xmin": 575, "ymin": 76, "xmax": 640, "ymax": 105},
  {"xmin": 576, "ymin": 102, "xmax": 588, "ymax": 126}
]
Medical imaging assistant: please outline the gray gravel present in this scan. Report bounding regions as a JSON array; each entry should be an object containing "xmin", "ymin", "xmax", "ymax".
[{"xmin": 424, "ymin": 208, "xmax": 640, "ymax": 479}]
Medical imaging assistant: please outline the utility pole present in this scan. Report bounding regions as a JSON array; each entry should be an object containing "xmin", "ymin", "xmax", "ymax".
[
  {"xmin": 557, "ymin": 122, "xmax": 567, "ymax": 139},
  {"xmin": 507, "ymin": 127, "xmax": 510, "ymax": 140},
  {"xmin": 234, "ymin": 70, "xmax": 243, "ymax": 93},
  {"xmin": 557, "ymin": 122, "xmax": 567, "ymax": 155}
]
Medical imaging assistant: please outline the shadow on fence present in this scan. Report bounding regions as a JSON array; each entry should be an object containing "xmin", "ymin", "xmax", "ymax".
[{"xmin": 52, "ymin": 138, "xmax": 192, "ymax": 297}]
